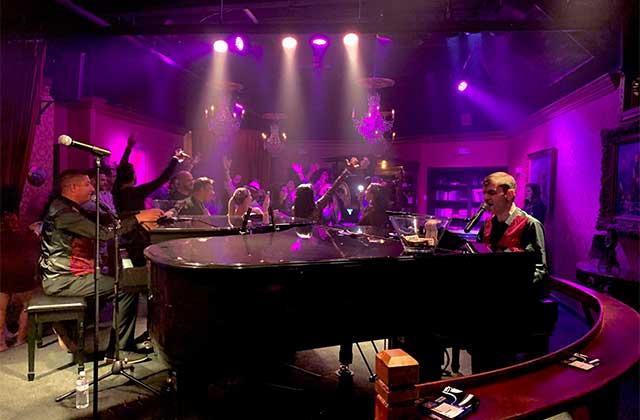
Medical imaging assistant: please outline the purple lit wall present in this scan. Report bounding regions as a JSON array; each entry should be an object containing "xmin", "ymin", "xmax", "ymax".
[
  {"xmin": 391, "ymin": 134, "xmax": 509, "ymax": 214},
  {"xmin": 509, "ymin": 74, "xmax": 626, "ymax": 280},
  {"xmin": 55, "ymin": 97, "xmax": 183, "ymax": 184}
]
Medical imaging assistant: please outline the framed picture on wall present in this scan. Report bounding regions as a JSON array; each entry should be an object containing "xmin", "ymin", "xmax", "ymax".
[
  {"xmin": 597, "ymin": 119, "xmax": 640, "ymax": 237},
  {"xmin": 527, "ymin": 147, "xmax": 557, "ymax": 223}
]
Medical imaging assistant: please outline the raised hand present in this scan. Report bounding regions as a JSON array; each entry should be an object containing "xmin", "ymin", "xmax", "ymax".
[
  {"xmin": 127, "ymin": 135, "xmax": 136, "ymax": 148},
  {"xmin": 345, "ymin": 157, "xmax": 360, "ymax": 172},
  {"xmin": 173, "ymin": 149, "xmax": 191, "ymax": 163},
  {"xmin": 292, "ymin": 162, "xmax": 303, "ymax": 175},
  {"xmin": 223, "ymin": 155, "xmax": 232, "ymax": 171},
  {"xmin": 263, "ymin": 192, "xmax": 271, "ymax": 210}
]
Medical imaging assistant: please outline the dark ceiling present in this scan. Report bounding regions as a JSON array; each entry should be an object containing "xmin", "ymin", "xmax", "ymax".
[{"xmin": 2, "ymin": 0, "xmax": 630, "ymax": 141}]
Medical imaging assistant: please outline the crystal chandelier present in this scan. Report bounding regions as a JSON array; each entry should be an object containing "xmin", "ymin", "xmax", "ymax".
[
  {"xmin": 205, "ymin": 81, "xmax": 244, "ymax": 143},
  {"xmin": 352, "ymin": 77, "xmax": 396, "ymax": 145},
  {"xmin": 261, "ymin": 113, "xmax": 287, "ymax": 155}
]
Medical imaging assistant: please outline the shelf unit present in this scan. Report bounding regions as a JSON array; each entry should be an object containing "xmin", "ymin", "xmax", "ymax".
[{"xmin": 427, "ymin": 167, "xmax": 507, "ymax": 220}]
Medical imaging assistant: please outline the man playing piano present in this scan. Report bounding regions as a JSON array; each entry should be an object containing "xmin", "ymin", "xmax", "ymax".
[
  {"xmin": 38, "ymin": 169, "xmax": 163, "ymax": 358},
  {"xmin": 469, "ymin": 171, "xmax": 549, "ymax": 372},
  {"xmin": 477, "ymin": 171, "xmax": 548, "ymax": 286}
]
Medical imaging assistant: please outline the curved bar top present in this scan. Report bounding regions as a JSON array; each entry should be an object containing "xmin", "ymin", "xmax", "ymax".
[{"xmin": 412, "ymin": 277, "xmax": 640, "ymax": 419}]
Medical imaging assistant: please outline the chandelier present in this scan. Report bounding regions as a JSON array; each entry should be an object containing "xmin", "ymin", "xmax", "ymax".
[
  {"xmin": 352, "ymin": 77, "xmax": 396, "ymax": 145},
  {"xmin": 261, "ymin": 113, "xmax": 287, "ymax": 155},
  {"xmin": 205, "ymin": 81, "xmax": 244, "ymax": 143}
]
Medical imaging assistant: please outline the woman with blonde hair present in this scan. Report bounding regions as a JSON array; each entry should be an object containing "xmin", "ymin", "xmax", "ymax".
[{"xmin": 227, "ymin": 187, "xmax": 270, "ymax": 226}]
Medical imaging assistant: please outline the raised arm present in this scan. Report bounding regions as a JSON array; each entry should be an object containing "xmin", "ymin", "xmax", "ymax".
[
  {"xmin": 315, "ymin": 158, "xmax": 358, "ymax": 212},
  {"xmin": 129, "ymin": 150, "xmax": 186, "ymax": 199},
  {"xmin": 112, "ymin": 136, "xmax": 136, "ymax": 193},
  {"xmin": 223, "ymin": 156, "xmax": 236, "ymax": 197},
  {"xmin": 120, "ymin": 135, "xmax": 135, "ymax": 166}
]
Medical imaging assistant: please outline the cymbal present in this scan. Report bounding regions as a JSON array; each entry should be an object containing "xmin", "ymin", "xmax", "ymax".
[
  {"xmin": 262, "ymin": 112, "xmax": 287, "ymax": 120},
  {"xmin": 357, "ymin": 77, "xmax": 395, "ymax": 89}
]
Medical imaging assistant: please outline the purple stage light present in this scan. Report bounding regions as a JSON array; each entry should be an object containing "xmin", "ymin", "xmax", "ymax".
[
  {"xmin": 310, "ymin": 35, "xmax": 329, "ymax": 47},
  {"xmin": 233, "ymin": 36, "xmax": 245, "ymax": 52},
  {"xmin": 457, "ymin": 80, "xmax": 468, "ymax": 92}
]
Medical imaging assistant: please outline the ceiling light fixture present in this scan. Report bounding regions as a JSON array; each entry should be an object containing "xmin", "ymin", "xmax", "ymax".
[
  {"xmin": 352, "ymin": 77, "xmax": 396, "ymax": 146},
  {"xmin": 205, "ymin": 82, "xmax": 244, "ymax": 143},
  {"xmin": 261, "ymin": 113, "xmax": 287, "ymax": 155}
]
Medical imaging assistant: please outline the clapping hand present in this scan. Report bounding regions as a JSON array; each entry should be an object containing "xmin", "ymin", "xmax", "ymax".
[{"xmin": 173, "ymin": 148, "xmax": 191, "ymax": 163}]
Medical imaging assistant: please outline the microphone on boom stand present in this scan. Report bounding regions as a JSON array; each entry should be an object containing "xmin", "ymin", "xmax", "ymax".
[
  {"xmin": 241, "ymin": 208, "xmax": 253, "ymax": 233},
  {"xmin": 463, "ymin": 204, "xmax": 487, "ymax": 233}
]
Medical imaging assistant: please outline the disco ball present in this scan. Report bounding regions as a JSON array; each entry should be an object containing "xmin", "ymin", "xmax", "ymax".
[{"xmin": 27, "ymin": 166, "xmax": 47, "ymax": 187}]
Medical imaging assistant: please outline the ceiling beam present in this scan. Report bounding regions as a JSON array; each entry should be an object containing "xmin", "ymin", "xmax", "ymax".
[{"xmin": 14, "ymin": 18, "xmax": 609, "ymax": 38}]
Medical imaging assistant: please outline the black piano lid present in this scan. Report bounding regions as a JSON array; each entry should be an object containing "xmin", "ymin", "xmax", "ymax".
[{"xmin": 144, "ymin": 225, "xmax": 406, "ymax": 269}]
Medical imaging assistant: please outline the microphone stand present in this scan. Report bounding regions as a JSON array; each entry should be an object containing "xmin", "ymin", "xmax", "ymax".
[
  {"xmin": 240, "ymin": 207, "xmax": 252, "ymax": 234},
  {"xmin": 92, "ymin": 157, "xmax": 102, "ymax": 416}
]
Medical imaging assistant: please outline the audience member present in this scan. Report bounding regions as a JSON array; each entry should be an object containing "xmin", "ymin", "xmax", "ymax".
[
  {"xmin": 112, "ymin": 135, "xmax": 187, "ymax": 213},
  {"xmin": 358, "ymin": 182, "xmax": 390, "ymax": 228},
  {"xmin": 83, "ymin": 171, "xmax": 116, "ymax": 214},
  {"xmin": 178, "ymin": 177, "xmax": 215, "ymax": 216},
  {"xmin": 169, "ymin": 170, "xmax": 195, "ymax": 201},
  {"xmin": 523, "ymin": 183, "xmax": 547, "ymax": 224},
  {"xmin": 292, "ymin": 158, "xmax": 359, "ymax": 221},
  {"xmin": 227, "ymin": 186, "xmax": 271, "ymax": 226}
]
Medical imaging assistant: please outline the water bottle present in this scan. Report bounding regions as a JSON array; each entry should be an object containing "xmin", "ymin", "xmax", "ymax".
[{"xmin": 75, "ymin": 370, "xmax": 89, "ymax": 409}]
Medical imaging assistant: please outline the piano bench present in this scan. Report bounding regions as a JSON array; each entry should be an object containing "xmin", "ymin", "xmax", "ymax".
[{"xmin": 25, "ymin": 294, "xmax": 86, "ymax": 381}]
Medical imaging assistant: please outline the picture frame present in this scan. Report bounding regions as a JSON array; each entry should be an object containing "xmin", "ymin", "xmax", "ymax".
[
  {"xmin": 597, "ymin": 119, "xmax": 640, "ymax": 237},
  {"xmin": 528, "ymin": 147, "xmax": 557, "ymax": 220}
]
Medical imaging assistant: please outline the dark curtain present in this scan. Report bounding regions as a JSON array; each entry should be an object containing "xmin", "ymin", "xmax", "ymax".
[
  {"xmin": 231, "ymin": 129, "xmax": 273, "ymax": 190},
  {"xmin": 0, "ymin": 39, "xmax": 47, "ymax": 214}
]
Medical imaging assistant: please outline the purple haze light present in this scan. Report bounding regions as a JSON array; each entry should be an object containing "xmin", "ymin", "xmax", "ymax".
[
  {"xmin": 233, "ymin": 36, "xmax": 245, "ymax": 52},
  {"xmin": 457, "ymin": 80, "xmax": 469, "ymax": 92},
  {"xmin": 310, "ymin": 35, "xmax": 329, "ymax": 47}
]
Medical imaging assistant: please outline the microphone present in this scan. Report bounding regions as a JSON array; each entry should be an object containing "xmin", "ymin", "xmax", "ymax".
[
  {"xmin": 240, "ymin": 207, "xmax": 252, "ymax": 233},
  {"xmin": 58, "ymin": 134, "xmax": 111, "ymax": 157},
  {"xmin": 463, "ymin": 205, "xmax": 487, "ymax": 233}
]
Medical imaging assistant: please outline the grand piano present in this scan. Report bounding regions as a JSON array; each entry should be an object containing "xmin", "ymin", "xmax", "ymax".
[
  {"xmin": 141, "ymin": 214, "xmax": 313, "ymax": 244},
  {"xmin": 143, "ymin": 224, "xmax": 539, "ymax": 389}
]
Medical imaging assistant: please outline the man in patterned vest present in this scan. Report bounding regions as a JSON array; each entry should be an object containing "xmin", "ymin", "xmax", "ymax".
[{"xmin": 477, "ymin": 171, "xmax": 548, "ymax": 286}]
